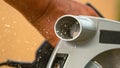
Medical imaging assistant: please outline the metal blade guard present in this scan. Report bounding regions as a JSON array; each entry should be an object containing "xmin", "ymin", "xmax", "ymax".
[{"xmin": 47, "ymin": 15, "xmax": 120, "ymax": 68}]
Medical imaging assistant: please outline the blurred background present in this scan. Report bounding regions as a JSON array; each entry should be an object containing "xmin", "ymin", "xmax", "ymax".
[{"xmin": 0, "ymin": 0, "xmax": 119, "ymax": 68}]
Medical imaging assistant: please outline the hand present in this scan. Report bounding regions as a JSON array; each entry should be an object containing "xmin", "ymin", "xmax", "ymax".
[{"xmin": 4, "ymin": 0, "xmax": 98, "ymax": 47}]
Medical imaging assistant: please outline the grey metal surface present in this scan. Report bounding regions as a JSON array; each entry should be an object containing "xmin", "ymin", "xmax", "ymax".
[
  {"xmin": 86, "ymin": 61, "xmax": 103, "ymax": 68},
  {"xmin": 47, "ymin": 15, "xmax": 120, "ymax": 68},
  {"xmin": 92, "ymin": 49, "xmax": 120, "ymax": 68}
]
